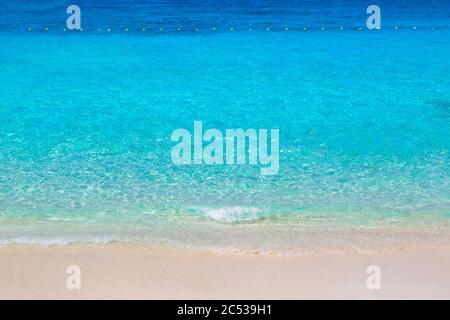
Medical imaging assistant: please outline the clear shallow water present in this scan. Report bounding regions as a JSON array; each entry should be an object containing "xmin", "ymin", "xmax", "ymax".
[{"xmin": 0, "ymin": 1, "xmax": 449, "ymax": 251}]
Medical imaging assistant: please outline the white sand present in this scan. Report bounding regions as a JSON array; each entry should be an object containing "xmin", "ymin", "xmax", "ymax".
[{"xmin": 0, "ymin": 244, "xmax": 449, "ymax": 299}]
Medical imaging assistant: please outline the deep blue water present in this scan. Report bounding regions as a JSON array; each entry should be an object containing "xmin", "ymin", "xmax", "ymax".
[
  {"xmin": 1, "ymin": 0, "xmax": 450, "ymax": 32},
  {"xmin": 0, "ymin": 1, "xmax": 449, "ymax": 250}
]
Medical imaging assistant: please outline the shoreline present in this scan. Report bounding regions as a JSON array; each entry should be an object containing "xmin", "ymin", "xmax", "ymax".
[
  {"xmin": 1, "ymin": 243, "xmax": 449, "ymax": 299},
  {"xmin": 1, "ymin": 224, "xmax": 449, "ymax": 255}
]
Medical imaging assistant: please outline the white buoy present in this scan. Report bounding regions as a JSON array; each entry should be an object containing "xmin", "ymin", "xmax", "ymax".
[
  {"xmin": 230, "ymin": 27, "xmax": 234, "ymax": 31},
  {"xmin": 284, "ymin": 27, "xmax": 288, "ymax": 31}
]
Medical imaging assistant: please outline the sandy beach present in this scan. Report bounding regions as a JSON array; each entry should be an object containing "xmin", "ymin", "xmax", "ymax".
[{"xmin": 0, "ymin": 244, "xmax": 449, "ymax": 299}]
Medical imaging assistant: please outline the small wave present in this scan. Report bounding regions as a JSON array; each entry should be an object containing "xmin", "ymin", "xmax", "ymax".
[
  {"xmin": 0, "ymin": 235, "xmax": 114, "ymax": 246},
  {"xmin": 198, "ymin": 206, "xmax": 262, "ymax": 222}
]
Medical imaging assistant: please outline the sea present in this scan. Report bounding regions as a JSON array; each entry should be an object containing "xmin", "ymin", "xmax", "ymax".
[{"xmin": 0, "ymin": 0, "xmax": 449, "ymax": 253}]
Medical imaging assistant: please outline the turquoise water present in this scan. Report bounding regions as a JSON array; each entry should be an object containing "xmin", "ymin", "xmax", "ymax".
[{"xmin": 0, "ymin": 1, "xmax": 449, "ymax": 251}]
